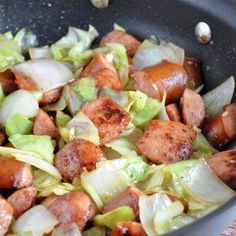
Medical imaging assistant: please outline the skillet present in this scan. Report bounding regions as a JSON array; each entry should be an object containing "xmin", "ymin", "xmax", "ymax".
[{"xmin": 0, "ymin": 0, "xmax": 235, "ymax": 235}]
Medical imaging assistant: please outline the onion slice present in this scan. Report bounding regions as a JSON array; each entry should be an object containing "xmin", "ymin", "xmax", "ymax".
[
  {"xmin": 203, "ymin": 76, "xmax": 235, "ymax": 118},
  {"xmin": 133, "ymin": 40, "xmax": 184, "ymax": 70},
  {"xmin": 139, "ymin": 192, "xmax": 172, "ymax": 236},
  {"xmin": 12, "ymin": 205, "xmax": 59, "ymax": 236},
  {"xmin": 179, "ymin": 160, "xmax": 235, "ymax": 204},
  {"xmin": 11, "ymin": 58, "xmax": 73, "ymax": 92},
  {"xmin": 0, "ymin": 89, "xmax": 39, "ymax": 125}
]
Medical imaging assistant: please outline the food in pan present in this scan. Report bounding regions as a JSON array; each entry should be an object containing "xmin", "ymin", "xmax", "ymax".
[{"xmin": 0, "ymin": 24, "xmax": 235, "ymax": 236}]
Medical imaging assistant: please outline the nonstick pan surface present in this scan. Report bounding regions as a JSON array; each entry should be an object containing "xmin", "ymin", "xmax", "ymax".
[{"xmin": 0, "ymin": 0, "xmax": 236, "ymax": 235}]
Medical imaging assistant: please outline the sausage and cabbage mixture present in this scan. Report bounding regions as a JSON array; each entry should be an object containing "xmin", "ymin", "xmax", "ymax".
[{"xmin": 0, "ymin": 25, "xmax": 235, "ymax": 236}]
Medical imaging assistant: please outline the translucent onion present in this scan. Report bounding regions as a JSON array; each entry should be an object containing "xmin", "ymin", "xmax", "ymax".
[
  {"xmin": 179, "ymin": 160, "xmax": 235, "ymax": 204},
  {"xmin": 12, "ymin": 205, "xmax": 59, "ymax": 236},
  {"xmin": 0, "ymin": 90, "xmax": 39, "ymax": 125},
  {"xmin": 11, "ymin": 59, "xmax": 73, "ymax": 92},
  {"xmin": 203, "ymin": 76, "xmax": 235, "ymax": 118},
  {"xmin": 139, "ymin": 192, "xmax": 172, "ymax": 236}
]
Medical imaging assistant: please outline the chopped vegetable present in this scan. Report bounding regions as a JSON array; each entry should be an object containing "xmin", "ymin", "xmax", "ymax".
[
  {"xmin": 66, "ymin": 111, "xmax": 100, "ymax": 145},
  {"xmin": 203, "ymin": 76, "xmax": 235, "ymax": 117},
  {"xmin": 5, "ymin": 113, "xmax": 33, "ymax": 137},
  {"xmin": 94, "ymin": 206, "xmax": 135, "ymax": 229},
  {"xmin": 12, "ymin": 205, "xmax": 59, "ymax": 236},
  {"xmin": 72, "ymin": 77, "xmax": 97, "ymax": 101},
  {"xmin": 52, "ymin": 224, "xmax": 81, "ymax": 236},
  {"xmin": 56, "ymin": 110, "xmax": 71, "ymax": 127},
  {"xmin": 83, "ymin": 226, "xmax": 106, "ymax": 236},
  {"xmin": 9, "ymin": 134, "xmax": 55, "ymax": 163},
  {"xmin": 90, "ymin": 0, "xmax": 109, "ymax": 9},
  {"xmin": 0, "ymin": 90, "xmax": 39, "ymax": 125}
]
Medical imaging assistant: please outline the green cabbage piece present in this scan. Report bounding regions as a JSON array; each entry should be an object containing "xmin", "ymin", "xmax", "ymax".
[
  {"xmin": 82, "ymin": 226, "xmax": 106, "ymax": 236},
  {"xmin": 7, "ymin": 232, "xmax": 33, "ymax": 236},
  {"xmin": 33, "ymin": 169, "xmax": 80, "ymax": 197},
  {"xmin": 9, "ymin": 134, "xmax": 55, "ymax": 163},
  {"xmin": 66, "ymin": 111, "xmax": 100, "ymax": 145},
  {"xmin": 94, "ymin": 206, "xmax": 135, "ymax": 229},
  {"xmin": 72, "ymin": 77, "xmax": 97, "ymax": 101},
  {"xmin": 5, "ymin": 113, "xmax": 33, "ymax": 137},
  {"xmin": 0, "ymin": 28, "xmax": 38, "ymax": 72},
  {"xmin": 99, "ymin": 86, "xmax": 128, "ymax": 107},
  {"xmin": 56, "ymin": 111, "xmax": 71, "ymax": 127},
  {"xmin": 130, "ymin": 97, "xmax": 161, "ymax": 128},
  {"xmin": 191, "ymin": 132, "xmax": 218, "ymax": 159}
]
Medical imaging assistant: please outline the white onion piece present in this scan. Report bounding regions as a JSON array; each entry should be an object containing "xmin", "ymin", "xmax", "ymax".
[
  {"xmin": 52, "ymin": 224, "xmax": 81, "ymax": 236},
  {"xmin": 13, "ymin": 205, "xmax": 59, "ymax": 236},
  {"xmin": 0, "ymin": 89, "xmax": 39, "ymax": 125},
  {"xmin": 133, "ymin": 42, "xmax": 184, "ymax": 70},
  {"xmin": 203, "ymin": 76, "xmax": 235, "ymax": 118},
  {"xmin": 179, "ymin": 160, "xmax": 235, "ymax": 204},
  {"xmin": 139, "ymin": 192, "xmax": 172, "ymax": 236},
  {"xmin": 29, "ymin": 46, "xmax": 51, "ymax": 59},
  {"xmin": 12, "ymin": 59, "xmax": 73, "ymax": 92}
]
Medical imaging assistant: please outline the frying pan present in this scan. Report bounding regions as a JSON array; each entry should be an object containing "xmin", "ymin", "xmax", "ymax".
[{"xmin": 0, "ymin": 0, "xmax": 236, "ymax": 235}]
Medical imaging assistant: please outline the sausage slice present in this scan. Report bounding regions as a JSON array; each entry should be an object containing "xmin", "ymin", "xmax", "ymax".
[
  {"xmin": 165, "ymin": 104, "xmax": 181, "ymax": 122},
  {"xmin": 55, "ymin": 139, "xmax": 106, "ymax": 181},
  {"xmin": 206, "ymin": 150, "xmax": 236, "ymax": 190},
  {"xmin": 131, "ymin": 61, "xmax": 188, "ymax": 103},
  {"xmin": 80, "ymin": 53, "xmax": 122, "ymax": 91},
  {"xmin": 100, "ymin": 30, "xmax": 141, "ymax": 57},
  {"xmin": 40, "ymin": 87, "xmax": 62, "ymax": 106},
  {"xmin": 111, "ymin": 222, "xmax": 147, "ymax": 236},
  {"xmin": 102, "ymin": 187, "xmax": 142, "ymax": 217},
  {"xmin": 41, "ymin": 191, "xmax": 96, "ymax": 231},
  {"xmin": 33, "ymin": 109, "xmax": 59, "ymax": 140},
  {"xmin": 0, "ymin": 70, "xmax": 17, "ymax": 94},
  {"xmin": 137, "ymin": 120, "xmax": 196, "ymax": 164},
  {"xmin": 183, "ymin": 57, "xmax": 203, "ymax": 89},
  {"xmin": 82, "ymin": 96, "xmax": 130, "ymax": 144},
  {"xmin": 0, "ymin": 156, "xmax": 33, "ymax": 189},
  {"xmin": 7, "ymin": 186, "xmax": 37, "ymax": 218},
  {"xmin": 203, "ymin": 103, "xmax": 236, "ymax": 147},
  {"xmin": 0, "ymin": 196, "xmax": 13, "ymax": 236},
  {"xmin": 181, "ymin": 88, "xmax": 205, "ymax": 127}
]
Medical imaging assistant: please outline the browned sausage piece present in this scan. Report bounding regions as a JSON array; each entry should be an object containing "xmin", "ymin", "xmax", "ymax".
[
  {"xmin": 131, "ymin": 60, "xmax": 188, "ymax": 103},
  {"xmin": 82, "ymin": 96, "xmax": 130, "ymax": 144},
  {"xmin": 41, "ymin": 191, "xmax": 96, "ymax": 231},
  {"xmin": 203, "ymin": 103, "xmax": 236, "ymax": 147},
  {"xmin": 0, "ymin": 195, "xmax": 13, "ymax": 236},
  {"xmin": 80, "ymin": 53, "xmax": 122, "ymax": 91},
  {"xmin": 33, "ymin": 109, "xmax": 59, "ymax": 140},
  {"xmin": 137, "ymin": 120, "xmax": 196, "ymax": 164},
  {"xmin": 110, "ymin": 222, "xmax": 147, "ymax": 236},
  {"xmin": 102, "ymin": 187, "xmax": 142, "ymax": 217},
  {"xmin": 206, "ymin": 150, "xmax": 236, "ymax": 190},
  {"xmin": 0, "ymin": 70, "xmax": 18, "ymax": 94},
  {"xmin": 100, "ymin": 30, "xmax": 141, "ymax": 57},
  {"xmin": 7, "ymin": 186, "xmax": 37, "ymax": 218},
  {"xmin": 55, "ymin": 139, "xmax": 106, "ymax": 181},
  {"xmin": 181, "ymin": 88, "xmax": 205, "ymax": 127},
  {"xmin": 40, "ymin": 87, "xmax": 62, "ymax": 106},
  {"xmin": 165, "ymin": 104, "xmax": 181, "ymax": 122},
  {"xmin": 183, "ymin": 57, "xmax": 203, "ymax": 89},
  {"xmin": 0, "ymin": 156, "xmax": 33, "ymax": 189}
]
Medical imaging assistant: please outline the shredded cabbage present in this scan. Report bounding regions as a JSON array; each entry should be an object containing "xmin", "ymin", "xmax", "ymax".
[
  {"xmin": 82, "ymin": 226, "xmax": 106, "ymax": 236},
  {"xmin": 56, "ymin": 111, "xmax": 71, "ymax": 127},
  {"xmin": 66, "ymin": 111, "xmax": 100, "ymax": 145},
  {"xmin": 72, "ymin": 77, "xmax": 97, "ymax": 101},
  {"xmin": 94, "ymin": 206, "xmax": 135, "ymax": 229},
  {"xmin": 5, "ymin": 113, "xmax": 33, "ymax": 137},
  {"xmin": 9, "ymin": 134, "xmax": 55, "ymax": 164}
]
